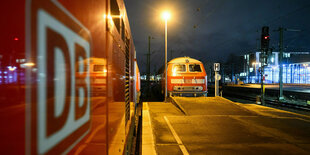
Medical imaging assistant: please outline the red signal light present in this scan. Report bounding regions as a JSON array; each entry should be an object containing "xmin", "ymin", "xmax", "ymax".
[{"xmin": 264, "ymin": 36, "xmax": 269, "ymax": 40}]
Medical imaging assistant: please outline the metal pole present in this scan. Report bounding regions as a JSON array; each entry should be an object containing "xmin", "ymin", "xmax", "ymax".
[
  {"xmin": 247, "ymin": 61, "xmax": 249, "ymax": 83},
  {"xmin": 254, "ymin": 64, "xmax": 257, "ymax": 83},
  {"xmin": 148, "ymin": 36, "xmax": 151, "ymax": 80},
  {"xmin": 260, "ymin": 51, "xmax": 265, "ymax": 105},
  {"xmin": 215, "ymin": 71, "xmax": 219, "ymax": 96},
  {"xmin": 231, "ymin": 63, "xmax": 234, "ymax": 84},
  {"xmin": 221, "ymin": 66, "xmax": 225, "ymax": 84},
  {"xmin": 276, "ymin": 27, "xmax": 300, "ymax": 100},
  {"xmin": 279, "ymin": 27, "xmax": 284, "ymax": 100},
  {"xmin": 165, "ymin": 19, "xmax": 168, "ymax": 102},
  {"xmin": 147, "ymin": 36, "xmax": 151, "ymax": 99}
]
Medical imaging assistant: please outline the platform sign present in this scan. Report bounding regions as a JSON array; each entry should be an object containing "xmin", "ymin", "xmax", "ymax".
[
  {"xmin": 215, "ymin": 74, "xmax": 221, "ymax": 81},
  {"xmin": 214, "ymin": 63, "xmax": 220, "ymax": 72},
  {"xmin": 27, "ymin": 0, "xmax": 91, "ymax": 154}
]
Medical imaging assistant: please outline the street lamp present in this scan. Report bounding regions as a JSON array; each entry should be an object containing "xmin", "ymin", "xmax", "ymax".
[
  {"xmin": 162, "ymin": 11, "xmax": 170, "ymax": 102},
  {"xmin": 252, "ymin": 62, "xmax": 261, "ymax": 83},
  {"xmin": 252, "ymin": 62, "xmax": 257, "ymax": 83}
]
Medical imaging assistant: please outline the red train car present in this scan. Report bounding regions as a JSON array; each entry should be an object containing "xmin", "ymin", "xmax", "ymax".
[
  {"xmin": 0, "ymin": 0, "xmax": 140, "ymax": 154},
  {"xmin": 165, "ymin": 57, "xmax": 207, "ymax": 97}
]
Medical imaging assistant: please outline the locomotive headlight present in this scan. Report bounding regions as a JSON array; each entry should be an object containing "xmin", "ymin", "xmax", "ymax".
[{"xmin": 172, "ymin": 68, "xmax": 177, "ymax": 76}]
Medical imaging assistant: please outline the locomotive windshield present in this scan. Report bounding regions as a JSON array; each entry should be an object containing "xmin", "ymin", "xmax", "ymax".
[
  {"xmin": 94, "ymin": 65, "xmax": 105, "ymax": 72},
  {"xmin": 189, "ymin": 64, "xmax": 202, "ymax": 72},
  {"xmin": 173, "ymin": 64, "xmax": 186, "ymax": 72}
]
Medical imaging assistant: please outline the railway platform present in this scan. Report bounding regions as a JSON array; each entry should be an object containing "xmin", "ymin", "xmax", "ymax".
[{"xmin": 142, "ymin": 97, "xmax": 310, "ymax": 155}]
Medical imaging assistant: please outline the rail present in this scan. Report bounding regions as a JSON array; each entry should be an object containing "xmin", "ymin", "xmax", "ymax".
[{"xmin": 224, "ymin": 93, "xmax": 310, "ymax": 111}]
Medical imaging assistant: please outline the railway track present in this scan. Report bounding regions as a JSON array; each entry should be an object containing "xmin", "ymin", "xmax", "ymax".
[{"xmin": 224, "ymin": 93, "xmax": 310, "ymax": 112}]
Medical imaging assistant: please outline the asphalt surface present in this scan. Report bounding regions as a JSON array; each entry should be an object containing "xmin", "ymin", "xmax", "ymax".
[{"xmin": 144, "ymin": 97, "xmax": 310, "ymax": 155}]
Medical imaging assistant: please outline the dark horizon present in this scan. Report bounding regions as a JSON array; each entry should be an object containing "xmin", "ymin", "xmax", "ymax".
[{"xmin": 125, "ymin": 0, "xmax": 310, "ymax": 74}]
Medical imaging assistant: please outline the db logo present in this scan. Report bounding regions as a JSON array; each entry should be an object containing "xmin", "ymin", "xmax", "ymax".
[{"xmin": 28, "ymin": 1, "xmax": 92, "ymax": 154}]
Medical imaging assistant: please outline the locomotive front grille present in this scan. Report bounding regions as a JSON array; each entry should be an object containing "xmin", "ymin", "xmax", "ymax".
[
  {"xmin": 171, "ymin": 79, "xmax": 204, "ymax": 84},
  {"xmin": 173, "ymin": 86, "xmax": 203, "ymax": 91}
]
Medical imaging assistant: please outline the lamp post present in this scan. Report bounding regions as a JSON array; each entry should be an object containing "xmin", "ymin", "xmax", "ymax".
[
  {"xmin": 252, "ymin": 62, "xmax": 256, "ymax": 83},
  {"xmin": 252, "ymin": 62, "xmax": 260, "ymax": 83},
  {"xmin": 162, "ymin": 11, "xmax": 170, "ymax": 102}
]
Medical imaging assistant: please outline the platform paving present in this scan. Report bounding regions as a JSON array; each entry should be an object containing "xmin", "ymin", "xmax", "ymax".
[{"xmin": 142, "ymin": 97, "xmax": 310, "ymax": 155}]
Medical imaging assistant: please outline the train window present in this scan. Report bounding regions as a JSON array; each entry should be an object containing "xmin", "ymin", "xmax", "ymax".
[
  {"xmin": 189, "ymin": 64, "xmax": 202, "ymax": 72},
  {"xmin": 173, "ymin": 64, "xmax": 186, "ymax": 72},
  {"xmin": 93, "ymin": 65, "xmax": 105, "ymax": 72},
  {"xmin": 111, "ymin": 0, "xmax": 120, "ymax": 32}
]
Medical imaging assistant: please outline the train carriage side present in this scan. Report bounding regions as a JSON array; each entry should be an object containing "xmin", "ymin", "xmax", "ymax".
[{"xmin": 0, "ymin": 0, "xmax": 140, "ymax": 154}]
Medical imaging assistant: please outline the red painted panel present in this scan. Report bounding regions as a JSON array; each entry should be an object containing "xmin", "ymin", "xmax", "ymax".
[{"xmin": 0, "ymin": 0, "xmax": 138, "ymax": 154}]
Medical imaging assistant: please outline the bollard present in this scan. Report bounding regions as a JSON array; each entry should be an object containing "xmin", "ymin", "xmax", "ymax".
[{"xmin": 256, "ymin": 96, "xmax": 261, "ymax": 105}]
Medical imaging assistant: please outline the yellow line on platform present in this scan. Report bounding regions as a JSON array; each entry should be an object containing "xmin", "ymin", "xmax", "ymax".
[
  {"xmin": 164, "ymin": 116, "xmax": 189, "ymax": 155},
  {"xmin": 142, "ymin": 102, "xmax": 157, "ymax": 155}
]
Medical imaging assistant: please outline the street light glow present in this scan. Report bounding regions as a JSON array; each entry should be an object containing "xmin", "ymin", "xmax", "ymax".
[
  {"xmin": 103, "ymin": 14, "xmax": 123, "ymax": 19},
  {"xmin": 20, "ymin": 62, "xmax": 35, "ymax": 68},
  {"xmin": 162, "ymin": 11, "xmax": 171, "ymax": 20},
  {"xmin": 161, "ymin": 10, "xmax": 171, "ymax": 102},
  {"xmin": 7, "ymin": 66, "xmax": 16, "ymax": 71}
]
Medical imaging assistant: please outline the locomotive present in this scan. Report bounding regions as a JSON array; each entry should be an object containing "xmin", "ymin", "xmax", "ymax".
[
  {"xmin": 0, "ymin": 0, "xmax": 140, "ymax": 154},
  {"xmin": 165, "ymin": 57, "xmax": 208, "ymax": 97}
]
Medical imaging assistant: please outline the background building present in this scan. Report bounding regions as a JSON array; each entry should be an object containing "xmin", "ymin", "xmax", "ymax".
[{"xmin": 238, "ymin": 51, "xmax": 310, "ymax": 84}]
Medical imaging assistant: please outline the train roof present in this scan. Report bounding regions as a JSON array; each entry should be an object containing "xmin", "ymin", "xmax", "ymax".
[{"xmin": 168, "ymin": 57, "xmax": 202, "ymax": 64}]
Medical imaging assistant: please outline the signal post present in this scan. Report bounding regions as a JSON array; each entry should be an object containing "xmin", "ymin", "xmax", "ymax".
[
  {"xmin": 214, "ymin": 63, "xmax": 221, "ymax": 97},
  {"xmin": 260, "ymin": 26, "xmax": 270, "ymax": 105}
]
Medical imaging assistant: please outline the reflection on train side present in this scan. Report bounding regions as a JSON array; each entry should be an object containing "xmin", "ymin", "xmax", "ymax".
[{"xmin": 76, "ymin": 57, "xmax": 107, "ymax": 97}]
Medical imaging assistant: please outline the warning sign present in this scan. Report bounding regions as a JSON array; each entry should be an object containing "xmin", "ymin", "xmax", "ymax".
[
  {"xmin": 214, "ymin": 63, "xmax": 220, "ymax": 72},
  {"xmin": 27, "ymin": 0, "xmax": 91, "ymax": 154}
]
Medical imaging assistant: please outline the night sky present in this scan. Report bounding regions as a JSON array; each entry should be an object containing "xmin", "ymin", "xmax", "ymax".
[{"xmin": 125, "ymin": 0, "xmax": 310, "ymax": 73}]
